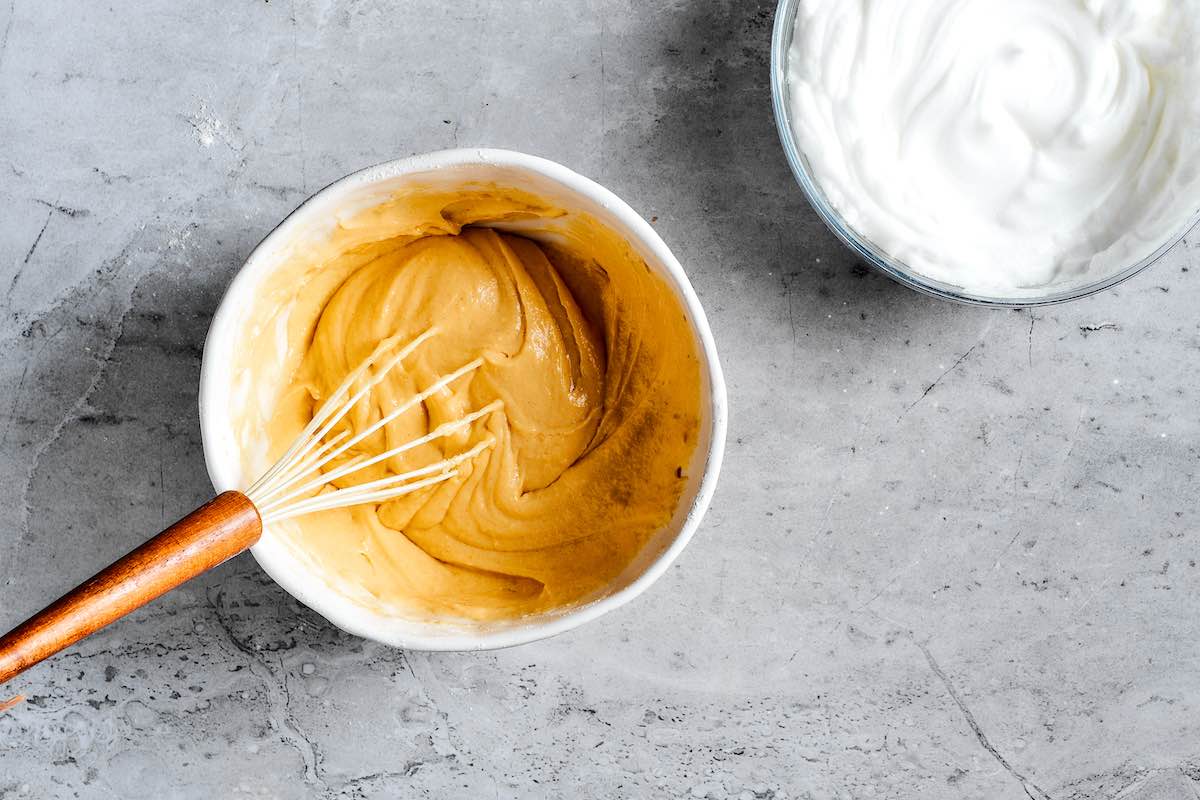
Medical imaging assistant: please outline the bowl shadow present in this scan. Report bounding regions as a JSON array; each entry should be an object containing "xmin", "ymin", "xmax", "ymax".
[{"xmin": 633, "ymin": 0, "xmax": 967, "ymax": 325}]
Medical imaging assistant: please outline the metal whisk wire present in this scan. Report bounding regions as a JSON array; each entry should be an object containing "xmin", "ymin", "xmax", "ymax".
[{"xmin": 245, "ymin": 326, "xmax": 500, "ymax": 525}]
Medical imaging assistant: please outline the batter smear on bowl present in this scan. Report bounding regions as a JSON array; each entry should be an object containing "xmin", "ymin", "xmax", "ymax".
[{"xmin": 232, "ymin": 188, "xmax": 701, "ymax": 620}]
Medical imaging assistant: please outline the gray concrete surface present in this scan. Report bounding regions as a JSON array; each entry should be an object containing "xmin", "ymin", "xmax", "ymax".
[{"xmin": 2, "ymin": 1, "xmax": 1200, "ymax": 798}]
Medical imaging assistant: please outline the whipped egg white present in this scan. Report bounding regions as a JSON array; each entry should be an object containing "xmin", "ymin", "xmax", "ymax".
[{"xmin": 786, "ymin": 0, "xmax": 1200, "ymax": 296}]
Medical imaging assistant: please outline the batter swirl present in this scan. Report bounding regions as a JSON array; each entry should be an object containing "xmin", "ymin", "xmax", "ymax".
[{"xmin": 237, "ymin": 189, "xmax": 701, "ymax": 619}]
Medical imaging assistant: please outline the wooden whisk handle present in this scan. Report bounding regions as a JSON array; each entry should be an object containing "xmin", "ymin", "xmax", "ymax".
[{"xmin": 0, "ymin": 491, "xmax": 262, "ymax": 687}]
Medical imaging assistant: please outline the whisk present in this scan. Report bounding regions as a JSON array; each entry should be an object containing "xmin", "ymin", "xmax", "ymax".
[{"xmin": 0, "ymin": 328, "xmax": 497, "ymax": 687}]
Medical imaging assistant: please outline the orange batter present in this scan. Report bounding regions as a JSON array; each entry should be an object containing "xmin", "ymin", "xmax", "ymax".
[{"xmin": 235, "ymin": 188, "xmax": 701, "ymax": 620}]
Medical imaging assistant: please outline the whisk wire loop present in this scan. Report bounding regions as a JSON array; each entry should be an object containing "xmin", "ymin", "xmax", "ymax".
[
  {"xmin": 246, "ymin": 329, "xmax": 501, "ymax": 524},
  {"xmin": 252, "ymin": 355, "xmax": 486, "ymax": 507},
  {"xmin": 258, "ymin": 401, "xmax": 502, "ymax": 514},
  {"xmin": 261, "ymin": 470, "xmax": 458, "ymax": 524},
  {"xmin": 247, "ymin": 327, "xmax": 437, "ymax": 497}
]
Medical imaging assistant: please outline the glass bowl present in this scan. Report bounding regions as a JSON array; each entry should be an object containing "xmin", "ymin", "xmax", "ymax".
[{"xmin": 769, "ymin": 0, "xmax": 1200, "ymax": 308}]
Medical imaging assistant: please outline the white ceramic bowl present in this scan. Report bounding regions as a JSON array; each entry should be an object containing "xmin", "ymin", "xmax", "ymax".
[{"xmin": 199, "ymin": 149, "xmax": 727, "ymax": 651}]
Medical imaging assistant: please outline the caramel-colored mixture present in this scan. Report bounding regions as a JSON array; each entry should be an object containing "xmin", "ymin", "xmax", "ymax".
[{"xmin": 237, "ymin": 188, "xmax": 700, "ymax": 620}]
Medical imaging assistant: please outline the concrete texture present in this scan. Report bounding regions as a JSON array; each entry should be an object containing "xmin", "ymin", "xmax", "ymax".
[{"xmin": 2, "ymin": 1, "xmax": 1200, "ymax": 798}]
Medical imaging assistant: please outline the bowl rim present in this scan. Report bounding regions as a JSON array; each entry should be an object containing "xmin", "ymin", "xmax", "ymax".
[
  {"xmin": 198, "ymin": 147, "xmax": 728, "ymax": 651},
  {"xmin": 769, "ymin": 0, "xmax": 1200, "ymax": 308}
]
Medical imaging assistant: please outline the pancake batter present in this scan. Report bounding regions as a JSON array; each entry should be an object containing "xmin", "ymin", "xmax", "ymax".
[{"xmin": 233, "ymin": 188, "xmax": 701, "ymax": 620}]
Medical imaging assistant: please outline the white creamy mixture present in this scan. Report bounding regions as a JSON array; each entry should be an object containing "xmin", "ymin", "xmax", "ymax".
[{"xmin": 786, "ymin": 0, "xmax": 1200, "ymax": 296}]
